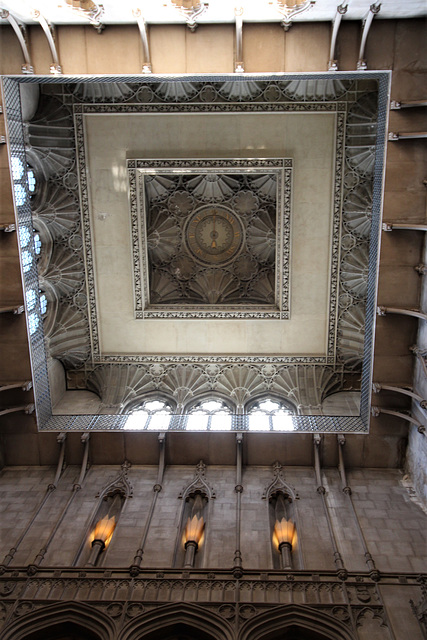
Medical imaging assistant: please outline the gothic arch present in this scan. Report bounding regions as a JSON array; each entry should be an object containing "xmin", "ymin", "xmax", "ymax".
[
  {"xmin": 239, "ymin": 604, "xmax": 356, "ymax": 640},
  {"xmin": 118, "ymin": 602, "xmax": 234, "ymax": 640},
  {"xmin": 0, "ymin": 601, "xmax": 115, "ymax": 640}
]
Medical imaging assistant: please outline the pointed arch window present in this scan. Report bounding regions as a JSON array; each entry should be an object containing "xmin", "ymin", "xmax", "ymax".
[
  {"xmin": 186, "ymin": 398, "xmax": 233, "ymax": 431},
  {"xmin": 247, "ymin": 397, "xmax": 295, "ymax": 431},
  {"xmin": 125, "ymin": 398, "xmax": 173, "ymax": 430}
]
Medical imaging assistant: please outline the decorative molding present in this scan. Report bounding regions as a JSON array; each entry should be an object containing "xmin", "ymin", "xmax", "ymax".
[
  {"xmin": 262, "ymin": 462, "xmax": 298, "ymax": 501},
  {"xmin": 0, "ymin": 573, "xmax": 399, "ymax": 640},
  {"xmin": 96, "ymin": 461, "xmax": 134, "ymax": 500},
  {"xmin": 178, "ymin": 460, "xmax": 215, "ymax": 500}
]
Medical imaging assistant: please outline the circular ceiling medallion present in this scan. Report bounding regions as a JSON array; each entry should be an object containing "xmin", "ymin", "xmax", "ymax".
[{"xmin": 185, "ymin": 205, "xmax": 244, "ymax": 266}]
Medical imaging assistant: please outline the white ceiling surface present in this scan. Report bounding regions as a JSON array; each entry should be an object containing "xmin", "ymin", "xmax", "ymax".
[
  {"xmin": 86, "ymin": 111, "xmax": 335, "ymax": 357},
  {"xmin": 0, "ymin": 0, "xmax": 425, "ymax": 26}
]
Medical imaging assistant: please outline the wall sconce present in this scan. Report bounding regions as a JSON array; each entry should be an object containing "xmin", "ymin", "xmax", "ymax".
[
  {"xmin": 87, "ymin": 515, "xmax": 116, "ymax": 567},
  {"xmin": 183, "ymin": 513, "xmax": 205, "ymax": 568},
  {"xmin": 273, "ymin": 518, "xmax": 295, "ymax": 570}
]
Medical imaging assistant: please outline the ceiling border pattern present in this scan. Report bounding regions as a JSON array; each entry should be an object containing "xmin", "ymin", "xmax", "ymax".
[
  {"xmin": 1, "ymin": 72, "xmax": 391, "ymax": 432},
  {"xmin": 95, "ymin": 355, "xmax": 332, "ymax": 365},
  {"xmin": 76, "ymin": 96, "xmax": 345, "ymax": 359}
]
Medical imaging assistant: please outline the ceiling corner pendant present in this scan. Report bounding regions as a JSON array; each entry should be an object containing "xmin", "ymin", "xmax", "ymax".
[
  {"xmin": 64, "ymin": 0, "xmax": 105, "ymax": 32},
  {"xmin": 170, "ymin": 0, "xmax": 209, "ymax": 31},
  {"xmin": 272, "ymin": 0, "xmax": 316, "ymax": 31}
]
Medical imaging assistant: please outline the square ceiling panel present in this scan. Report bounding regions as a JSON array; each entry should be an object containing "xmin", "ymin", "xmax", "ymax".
[{"xmin": 131, "ymin": 159, "xmax": 291, "ymax": 319}]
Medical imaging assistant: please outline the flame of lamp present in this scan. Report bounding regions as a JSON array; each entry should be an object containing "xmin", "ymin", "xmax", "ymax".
[
  {"xmin": 184, "ymin": 514, "xmax": 204, "ymax": 548},
  {"xmin": 92, "ymin": 515, "xmax": 116, "ymax": 550},
  {"xmin": 273, "ymin": 517, "xmax": 295, "ymax": 548},
  {"xmin": 273, "ymin": 518, "xmax": 295, "ymax": 570},
  {"xmin": 183, "ymin": 514, "xmax": 204, "ymax": 568}
]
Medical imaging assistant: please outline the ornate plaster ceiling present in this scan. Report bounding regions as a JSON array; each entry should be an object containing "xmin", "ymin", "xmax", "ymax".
[{"xmin": 2, "ymin": 74, "xmax": 389, "ymax": 432}]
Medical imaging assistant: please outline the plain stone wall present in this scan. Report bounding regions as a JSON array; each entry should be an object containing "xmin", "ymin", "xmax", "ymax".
[{"xmin": 0, "ymin": 464, "xmax": 425, "ymax": 573}]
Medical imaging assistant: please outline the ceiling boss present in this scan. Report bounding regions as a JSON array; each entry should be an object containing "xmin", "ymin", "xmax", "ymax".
[{"xmin": 185, "ymin": 205, "xmax": 245, "ymax": 266}]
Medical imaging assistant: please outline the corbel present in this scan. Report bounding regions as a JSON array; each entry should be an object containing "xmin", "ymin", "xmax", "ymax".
[
  {"xmin": 171, "ymin": 1, "xmax": 209, "ymax": 32},
  {"xmin": 391, "ymin": 99, "xmax": 427, "ymax": 110},
  {"xmin": 63, "ymin": 0, "xmax": 104, "ymax": 33},
  {"xmin": 0, "ymin": 10, "xmax": 33, "ymax": 73},
  {"xmin": 371, "ymin": 406, "xmax": 425, "ymax": 435},
  {"xmin": 0, "ymin": 304, "xmax": 24, "ymax": 314},
  {"xmin": 0, "ymin": 381, "xmax": 32, "ymax": 392},
  {"xmin": 32, "ymin": 11, "xmax": 62, "ymax": 74},
  {"xmin": 377, "ymin": 306, "xmax": 427, "ymax": 322},
  {"xmin": 383, "ymin": 222, "xmax": 427, "ymax": 232},
  {"xmin": 415, "ymin": 264, "xmax": 427, "ymax": 275},
  {"xmin": 234, "ymin": 7, "xmax": 244, "ymax": 73},
  {"xmin": 133, "ymin": 9, "xmax": 152, "ymax": 73},
  {"xmin": 372, "ymin": 383, "xmax": 427, "ymax": 409},
  {"xmin": 389, "ymin": 131, "xmax": 427, "ymax": 141},
  {"xmin": 357, "ymin": 2, "xmax": 381, "ymax": 70},
  {"xmin": 411, "ymin": 346, "xmax": 427, "ymax": 378},
  {"xmin": 328, "ymin": 3, "xmax": 348, "ymax": 71},
  {"xmin": 276, "ymin": 0, "xmax": 315, "ymax": 31},
  {"xmin": 0, "ymin": 404, "xmax": 34, "ymax": 416}
]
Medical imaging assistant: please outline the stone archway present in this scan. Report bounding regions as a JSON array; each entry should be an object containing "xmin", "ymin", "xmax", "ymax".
[
  {"xmin": 239, "ymin": 605, "xmax": 356, "ymax": 640},
  {"xmin": 0, "ymin": 601, "xmax": 115, "ymax": 640},
  {"xmin": 118, "ymin": 602, "xmax": 234, "ymax": 640},
  {"xmin": 20, "ymin": 621, "xmax": 101, "ymax": 640}
]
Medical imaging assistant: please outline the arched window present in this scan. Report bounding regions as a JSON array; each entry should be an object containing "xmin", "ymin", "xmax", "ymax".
[
  {"xmin": 124, "ymin": 398, "xmax": 173, "ymax": 430},
  {"xmin": 27, "ymin": 167, "xmax": 37, "ymax": 194},
  {"xmin": 25, "ymin": 289, "xmax": 40, "ymax": 336},
  {"xmin": 33, "ymin": 231, "xmax": 42, "ymax": 256},
  {"xmin": 39, "ymin": 291, "xmax": 48, "ymax": 316},
  {"xmin": 186, "ymin": 397, "xmax": 233, "ymax": 431},
  {"xmin": 247, "ymin": 397, "xmax": 295, "ymax": 431}
]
